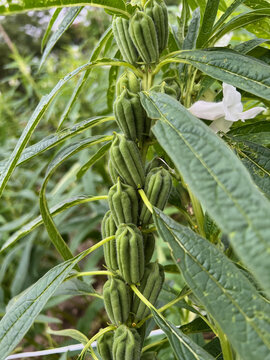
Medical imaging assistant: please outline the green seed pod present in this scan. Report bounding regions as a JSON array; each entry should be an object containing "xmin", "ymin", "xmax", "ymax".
[
  {"xmin": 113, "ymin": 17, "xmax": 138, "ymax": 65},
  {"xmin": 110, "ymin": 134, "xmax": 145, "ymax": 188},
  {"xmin": 116, "ymin": 71, "xmax": 141, "ymax": 97},
  {"xmin": 103, "ymin": 277, "xmax": 131, "ymax": 325},
  {"xmin": 140, "ymin": 167, "xmax": 172, "ymax": 225},
  {"xmin": 108, "ymin": 179, "xmax": 139, "ymax": 225},
  {"xmin": 145, "ymin": 157, "xmax": 166, "ymax": 173},
  {"xmin": 129, "ymin": 11, "xmax": 159, "ymax": 64},
  {"xmin": 143, "ymin": 233, "xmax": 155, "ymax": 264},
  {"xmin": 116, "ymin": 223, "xmax": 145, "ymax": 284},
  {"xmin": 112, "ymin": 325, "xmax": 141, "ymax": 360},
  {"xmin": 114, "ymin": 89, "xmax": 149, "ymax": 142},
  {"xmin": 101, "ymin": 211, "xmax": 118, "ymax": 271},
  {"xmin": 141, "ymin": 352, "xmax": 158, "ymax": 360},
  {"xmin": 97, "ymin": 331, "xmax": 114, "ymax": 360},
  {"xmin": 163, "ymin": 76, "xmax": 181, "ymax": 99},
  {"xmin": 150, "ymin": 82, "xmax": 177, "ymax": 99},
  {"xmin": 144, "ymin": 0, "xmax": 168, "ymax": 53},
  {"xmin": 108, "ymin": 157, "xmax": 120, "ymax": 184},
  {"xmin": 131, "ymin": 262, "xmax": 164, "ymax": 322}
]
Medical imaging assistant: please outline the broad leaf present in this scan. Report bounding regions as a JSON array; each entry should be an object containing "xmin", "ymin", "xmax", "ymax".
[
  {"xmin": 140, "ymin": 92, "xmax": 270, "ymax": 295},
  {"xmin": 152, "ymin": 309, "xmax": 215, "ymax": 360},
  {"xmin": 154, "ymin": 209, "xmax": 270, "ymax": 360},
  {"xmin": 39, "ymin": 6, "xmax": 83, "ymax": 70},
  {"xmin": 182, "ymin": 7, "xmax": 200, "ymax": 50},
  {"xmin": 228, "ymin": 121, "xmax": 270, "ymax": 146},
  {"xmin": 169, "ymin": 49, "xmax": 270, "ymax": 101},
  {"xmin": 0, "ymin": 0, "xmax": 132, "ymax": 18},
  {"xmin": 0, "ymin": 195, "xmax": 107, "ymax": 253},
  {"xmin": 228, "ymin": 138, "xmax": 270, "ymax": 198}
]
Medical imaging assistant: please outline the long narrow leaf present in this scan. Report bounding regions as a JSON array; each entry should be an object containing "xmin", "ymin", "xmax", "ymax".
[
  {"xmin": 140, "ymin": 92, "xmax": 270, "ymax": 295},
  {"xmin": 152, "ymin": 310, "xmax": 215, "ymax": 360},
  {"xmin": 170, "ymin": 49, "xmax": 270, "ymax": 100},
  {"xmin": 196, "ymin": 0, "xmax": 220, "ymax": 48},
  {"xmin": 39, "ymin": 6, "xmax": 83, "ymax": 70},
  {"xmin": 41, "ymin": 8, "xmax": 62, "ymax": 52},
  {"xmin": 153, "ymin": 209, "xmax": 270, "ymax": 360},
  {"xmin": 39, "ymin": 135, "xmax": 111, "ymax": 262},
  {"xmin": 0, "ymin": 0, "xmax": 132, "ymax": 18},
  {"xmin": 0, "ymin": 195, "xmax": 107, "ymax": 253}
]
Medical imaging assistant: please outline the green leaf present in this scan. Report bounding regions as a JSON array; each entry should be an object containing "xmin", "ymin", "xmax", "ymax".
[
  {"xmin": 180, "ymin": 318, "xmax": 212, "ymax": 335},
  {"xmin": 196, "ymin": 0, "xmax": 220, "ymax": 48},
  {"xmin": 0, "ymin": 116, "xmax": 113, "ymax": 174},
  {"xmin": 152, "ymin": 309, "xmax": 215, "ymax": 360},
  {"xmin": 47, "ymin": 327, "xmax": 89, "ymax": 346},
  {"xmin": 57, "ymin": 26, "xmax": 113, "ymax": 130},
  {"xmin": 0, "ymin": 246, "xmax": 95, "ymax": 360},
  {"xmin": 39, "ymin": 7, "xmax": 83, "ymax": 70},
  {"xmin": 245, "ymin": 0, "xmax": 270, "ymax": 10},
  {"xmin": 39, "ymin": 135, "xmax": 111, "ymax": 262},
  {"xmin": 77, "ymin": 141, "xmax": 111, "ymax": 179},
  {"xmin": 107, "ymin": 50, "xmax": 120, "ymax": 111},
  {"xmin": 140, "ymin": 92, "xmax": 270, "ymax": 295},
  {"xmin": 170, "ymin": 49, "xmax": 270, "ymax": 100},
  {"xmin": 0, "ymin": 195, "xmax": 107, "ymax": 253},
  {"xmin": 228, "ymin": 138, "xmax": 270, "ymax": 198},
  {"xmin": 209, "ymin": 8, "xmax": 270, "ymax": 45},
  {"xmin": 228, "ymin": 121, "xmax": 270, "ymax": 146},
  {"xmin": 213, "ymin": 0, "xmax": 247, "ymax": 32},
  {"xmin": 41, "ymin": 8, "xmax": 62, "ymax": 52},
  {"xmin": 0, "ymin": 57, "xmax": 134, "ymax": 199},
  {"xmin": 234, "ymin": 38, "xmax": 268, "ymax": 54},
  {"xmin": 153, "ymin": 209, "xmax": 270, "ymax": 360},
  {"xmin": 0, "ymin": 0, "xmax": 132, "ymax": 18},
  {"xmin": 183, "ymin": 7, "xmax": 201, "ymax": 50}
]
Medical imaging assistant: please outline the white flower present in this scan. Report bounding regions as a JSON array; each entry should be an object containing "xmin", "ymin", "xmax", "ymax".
[{"xmin": 189, "ymin": 83, "xmax": 265, "ymax": 133}]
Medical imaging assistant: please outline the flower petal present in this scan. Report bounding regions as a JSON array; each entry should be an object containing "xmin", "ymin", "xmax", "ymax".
[
  {"xmin": 222, "ymin": 83, "xmax": 241, "ymax": 107},
  {"xmin": 238, "ymin": 107, "xmax": 265, "ymax": 121},
  {"xmin": 209, "ymin": 118, "xmax": 233, "ymax": 133},
  {"xmin": 189, "ymin": 101, "xmax": 225, "ymax": 120}
]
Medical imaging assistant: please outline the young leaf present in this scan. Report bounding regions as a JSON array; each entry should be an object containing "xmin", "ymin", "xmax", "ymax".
[
  {"xmin": 47, "ymin": 327, "xmax": 89, "ymax": 346},
  {"xmin": 39, "ymin": 7, "xmax": 83, "ymax": 70},
  {"xmin": 182, "ymin": 7, "xmax": 201, "ymax": 50},
  {"xmin": 153, "ymin": 209, "xmax": 270, "ymax": 360},
  {"xmin": 152, "ymin": 310, "xmax": 215, "ymax": 360},
  {"xmin": 140, "ymin": 92, "xmax": 270, "ymax": 295},
  {"xmin": 196, "ymin": 0, "xmax": 220, "ymax": 48}
]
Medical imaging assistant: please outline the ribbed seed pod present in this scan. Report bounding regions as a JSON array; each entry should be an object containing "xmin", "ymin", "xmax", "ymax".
[
  {"xmin": 114, "ymin": 89, "xmax": 148, "ymax": 142},
  {"xmin": 144, "ymin": 0, "xmax": 168, "ymax": 53},
  {"xmin": 140, "ymin": 167, "xmax": 172, "ymax": 225},
  {"xmin": 129, "ymin": 11, "xmax": 159, "ymax": 64},
  {"xmin": 131, "ymin": 262, "xmax": 164, "ymax": 322},
  {"xmin": 112, "ymin": 17, "xmax": 138, "ymax": 65},
  {"xmin": 150, "ymin": 82, "xmax": 177, "ymax": 99},
  {"xmin": 112, "ymin": 325, "xmax": 141, "ymax": 360},
  {"xmin": 101, "ymin": 211, "xmax": 118, "ymax": 271},
  {"xmin": 108, "ymin": 157, "xmax": 119, "ymax": 184},
  {"xmin": 97, "ymin": 331, "xmax": 114, "ymax": 360},
  {"xmin": 108, "ymin": 179, "xmax": 139, "ymax": 225},
  {"xmin": 116, "ymin": 223, "xmax": 145, "ymax": 284},
  {"xmin": 103, "ymin": 277, "xmax": 131, "ymax": 325},
  {"xmin": 116, "ymin": 70, "xmax": 141, "ymax": 97},
  {"xmin": 143, "ymin": 233, "xmax": 155, "ymax": 264},
  {"xmin": 110, "ymin": 134, "xmax": 145, "ymax": 188},
  {"xmin": 141, "ymin": 352, "xmax": 158, "ymax": 360}
]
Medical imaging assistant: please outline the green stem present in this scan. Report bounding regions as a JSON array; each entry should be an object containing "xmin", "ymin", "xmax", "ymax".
[
  {"xmin": 79, "ymin": 325, "xmax": 115, "ymax": 358},
  {"xmin": 138, "ymin": 188, "xmax": 153, "ymax": 213},
  {"xmin": 188, "ymin": 188, "xmax": 205, "ymax": 237},
  {"xmin": 219, "ymin": 330, "xmax": 234, "ymax": 360},
  {"xmin": 67, "ymin": 270, "xmax": 113, "ymax": 280},
  {"xmin": 137, "ymin": 290, "xmax": 192, "ymax": 327}
]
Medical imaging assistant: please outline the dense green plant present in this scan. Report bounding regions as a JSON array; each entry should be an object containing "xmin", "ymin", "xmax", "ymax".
[{"xmin": 0, "ymin": 0, "xmax": 270, "ymax": 360}]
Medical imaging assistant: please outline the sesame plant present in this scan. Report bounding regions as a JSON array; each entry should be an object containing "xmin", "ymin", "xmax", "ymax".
[{"xmin": 0, "ymin": 1, "xmax": 270, "ymax": 360}]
